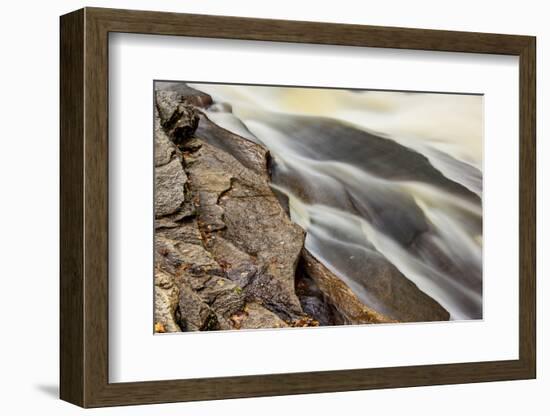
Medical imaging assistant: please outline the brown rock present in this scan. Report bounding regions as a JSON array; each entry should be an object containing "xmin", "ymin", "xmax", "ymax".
[
  {"xmin": 155, "ymin": 235, "xmax": 223, "ymax": 279},
  {"xmin": 235, "ymin": 303, "xmax": 288, "ymax": 330},
  {"xmin": 154, "ymin": 269, "xmax": 181, "ymax": 332},
  {"xmin": 162, "ymin": 103, "xmax": 200, "ymax": 146},
  {"xmin": 155, "ymin": 83, "xmax": 213, "ymax": 118},
  {"xmin": 178, "ymin": 282, "xmax": 220, "ymax": 331},
  {"xmin": 156, "ymin": 219, "xmax": 203, "ymax": 244},
  {"xmin": 182, "ymin": 138, "xmax": 305, "ymax": 321},
  {"xmin": 301, "ymin": 250, "xmax": 395, "ymax": 324},
  {"xmin": 154, "ymin": 108, "xmax": 176, "ymax": 167},
  {"xmin": 195, "ymin": 115, "xmax": 270, "ymax": 176},
  {"xmin": 155, "ymin": 158, "xmax": 187, "ymax": 218}
]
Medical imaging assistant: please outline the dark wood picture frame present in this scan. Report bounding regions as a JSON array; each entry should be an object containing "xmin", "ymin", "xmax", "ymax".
[{"xmin": 60, "ymin": 7, "xmax": 536, "ymax": 408}]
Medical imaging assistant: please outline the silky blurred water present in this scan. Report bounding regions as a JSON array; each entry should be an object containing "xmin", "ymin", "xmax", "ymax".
[{"xmin": 190, "ymin": 83, "xmax": 483, "ymax": 320}]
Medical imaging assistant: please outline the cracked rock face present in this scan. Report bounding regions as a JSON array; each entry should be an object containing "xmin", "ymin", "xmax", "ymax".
[
  {"xmin": 154, "ymin": 269, "xmax": 181, "ymax": 332},
  {"xmin": 155, "ymin": 158, "xmax": 188, "ymax": 218},
  {"xmin": 153, "ymin": 84, "xmax": 310, "ymax": 331}
]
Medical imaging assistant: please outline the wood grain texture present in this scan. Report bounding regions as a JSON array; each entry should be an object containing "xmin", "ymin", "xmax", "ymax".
[
  {"xmin": 59, "ymin": 8, "xmax": 84, "ymax": 407},
  {"xmin": 82, "ymin": 9, "xmax": 111, "ymax": 406},
  {"xmin": 59, "ymin": 7, "xmax": 537, "ymax": 408},
  {"xmin": 89, "ymin": 7, "xmax": 532, "ymax": 54},
  {"xmin": 518, "ymin": 38, "xmax": 537, "ymax": 376}
]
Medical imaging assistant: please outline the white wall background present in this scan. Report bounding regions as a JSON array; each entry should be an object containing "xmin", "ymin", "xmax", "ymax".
[{"xmin": 0, "ymin": 0, "xmax": 545, "ymax": 414}]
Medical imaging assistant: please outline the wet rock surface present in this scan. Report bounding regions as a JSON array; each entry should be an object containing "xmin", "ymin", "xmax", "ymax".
[
  {"xmin": 153, "ymin": 82, "xmax": 451, "ymax": 333},
  {"xmin": 298, "ymin": 250, "xmax": 396, "ymax": 324},
  {"xmin": 154, "ymin": 84, "xmax": 309, "ymax": 331}
]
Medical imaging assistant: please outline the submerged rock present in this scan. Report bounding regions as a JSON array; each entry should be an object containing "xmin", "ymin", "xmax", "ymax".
[
  {"xmin": 233, "ymin": 106, "xmax": 480, "ymax": 319},
  {"xmin": 300, "ymin": 250, "xmax": 396, "ymax": 324},
  {"xmin": 251, "ymin": 113, "xmax": 480, "ymax": 204}
]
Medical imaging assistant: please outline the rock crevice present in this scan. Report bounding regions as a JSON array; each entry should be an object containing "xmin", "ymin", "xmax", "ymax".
[{"xmin": 154, "ymin": 85, "xmax": 310, "ymax": 331}]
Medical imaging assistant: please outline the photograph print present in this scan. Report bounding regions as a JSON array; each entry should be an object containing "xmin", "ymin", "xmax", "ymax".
[{"xmin": 153, "ymin": 81, "xmax": 483, "ymax": 333}]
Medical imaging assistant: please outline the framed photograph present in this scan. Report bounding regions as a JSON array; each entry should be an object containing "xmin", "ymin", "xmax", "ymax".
[{"xmin": 60, "ymin": 7, "xmax": 536, "ymax": 408}]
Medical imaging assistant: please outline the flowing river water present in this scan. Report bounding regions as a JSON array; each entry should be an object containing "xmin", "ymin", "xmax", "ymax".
[{"xmin": 189, "ymin": 83, "xmax": 483, "ymax": 321}]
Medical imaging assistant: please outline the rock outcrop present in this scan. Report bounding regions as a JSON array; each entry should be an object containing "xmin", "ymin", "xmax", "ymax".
[{"xmin": 154, "ymin": 84, "xmax": 309, "ymax": 331}]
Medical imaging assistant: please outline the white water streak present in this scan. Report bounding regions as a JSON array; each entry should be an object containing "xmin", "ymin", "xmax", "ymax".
[{"xmin": 191, "ymin": 83, "xmax": 483, "ymax": 320}]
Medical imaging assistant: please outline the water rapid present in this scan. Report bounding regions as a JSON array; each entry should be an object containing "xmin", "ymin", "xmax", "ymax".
[{"xmin": 189, "ymin": 84, "xmax": 483, "ymax": 321}]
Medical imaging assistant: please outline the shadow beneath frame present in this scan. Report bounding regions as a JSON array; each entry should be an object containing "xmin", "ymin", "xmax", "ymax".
[{"xmin": 34, "ymin": 384, "xmax": 59, "ymax": 399}]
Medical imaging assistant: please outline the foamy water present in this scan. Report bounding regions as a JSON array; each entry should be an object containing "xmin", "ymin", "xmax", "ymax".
[{"xmin": 190, "ymin": 83, "xmax": 483, "ymax": 320}]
